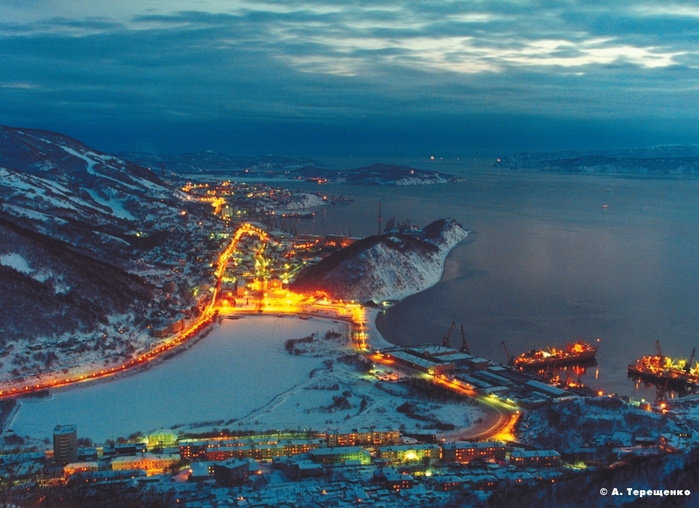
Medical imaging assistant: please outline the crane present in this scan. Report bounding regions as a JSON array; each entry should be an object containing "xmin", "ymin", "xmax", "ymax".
[
  {"xmin": 685, "ymin": 347, "xmax": 696, "ymax": 374},
  {"xmin": 656, "ymin": 375, "xmax": 671, "ymax": 405},
  {"xmin": 656, "ymin": 340, "xmax": 662, "ymax": 358},
  {"xmin": 501, "ymin": 341, "xmax": 511, "ymax": 364},
  {"xmin": 442, "ymin": 322, "xmax": 456, "ymax": 348},
  {"xmin": 459, "ymin": 324, "xmax": 470, "ymax": 354}
]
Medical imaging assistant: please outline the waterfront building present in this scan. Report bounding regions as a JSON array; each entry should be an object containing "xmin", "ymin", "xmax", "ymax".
[
  {"xmin": 382, "ymin": 350, "xmax": 455, "ymax": 376},
  {"xmin": 53, "ymin": 425, "xmax": 78, "ymax": 465}
]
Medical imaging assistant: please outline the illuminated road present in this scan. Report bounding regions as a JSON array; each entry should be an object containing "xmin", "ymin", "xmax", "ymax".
[
  {"xmin": 0, "ymin": 224, "xmax": 257, "ymax": 399},
  {"xmin": 0, "ymin": 222, "xmax": 368, "ymax": 399},
  {"xmin": 1, "ymin": 219, "xmax": 518, "ymax": 446},
  {"xmin": 369, "ymin": 353, "xmax": 520, "ymax": 442}
]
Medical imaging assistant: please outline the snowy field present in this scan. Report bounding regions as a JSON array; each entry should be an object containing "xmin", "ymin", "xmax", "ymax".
[
  {"xmin": 10, "ymin": 317, "xmax": 334, "ymax": 442},
  {"xmin": 10, "ymin": 315, "xmax": 484, "ymax": 443}
]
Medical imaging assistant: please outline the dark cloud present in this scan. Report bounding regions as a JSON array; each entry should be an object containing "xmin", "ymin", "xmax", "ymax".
[{"xmin": 0, "ymin": 2, "xmax": 697, "ymax": 156}]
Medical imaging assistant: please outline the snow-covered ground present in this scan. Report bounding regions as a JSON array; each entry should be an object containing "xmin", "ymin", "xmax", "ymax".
[{"xmin": 9, "ymin": 316, "xmax": 483, "ymax": 443}]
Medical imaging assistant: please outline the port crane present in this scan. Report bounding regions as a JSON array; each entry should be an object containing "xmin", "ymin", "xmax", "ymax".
[
  {"xmin": 501, "ymin": 341, "xmax": 511, "ymax": 364},
  {"xmin": 685, "ymin": 347, "xmax": 696, "ymax": 374},
  {"xmin": 656, "ymin": 375, "xmax": 671, "ymax": 405},
  {"xmin": 459, "ymin": 324, "xmax": 470, "ymax": 354},
  {"xmin": 442, "ymin": 322, "xmax": 456, "ymax": 348}
]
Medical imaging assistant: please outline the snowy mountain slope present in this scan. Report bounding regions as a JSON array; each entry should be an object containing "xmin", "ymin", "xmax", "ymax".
[
  {"xmin": 0, "ymin": 126, "xmax": 223, "ymax": 383},
  {"xmin": 0, "ymin": 126, "xmax": 183, "ymax": 234},
  {"xmin": 290, "ymin": 219, "xmax": 468, "ymax": 303},
  {"xmin": 494, "ymin": 146, "xmax": 699, "ymax": 175}
]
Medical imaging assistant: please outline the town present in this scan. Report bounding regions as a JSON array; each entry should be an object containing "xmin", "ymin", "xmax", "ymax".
[{"xmin": 2, "ymin": 177, "xmax": 699, "ymax": 508}]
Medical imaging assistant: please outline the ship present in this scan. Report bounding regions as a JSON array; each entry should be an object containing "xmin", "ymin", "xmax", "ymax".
[
  {"xmin": 512, "ymin": 341, "xmax": 598, "ymax": 369},
  {"xmin": 281, "ymin": 211, "xmax": 315, "ymax": 219},
  {"xmin": 627, "ymin": 343, "xmax": 699, "ymax": 389}
]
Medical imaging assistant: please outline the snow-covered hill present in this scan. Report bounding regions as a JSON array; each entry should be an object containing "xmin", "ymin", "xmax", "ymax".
[
  {"xmin": 0, "ymin": 126, "xmax": 221, "ymax": 382},
  {"xmin": 290, "ymin": 219, "xmax": 468, "ymax": 303},
  {"xmin": 494, "ymin": 146, "xmax": 699, "ymax": 175}
]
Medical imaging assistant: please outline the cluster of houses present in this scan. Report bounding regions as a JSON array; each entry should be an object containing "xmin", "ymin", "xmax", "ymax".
[{"xmin": 0, "ymin": 421, "xmax": 680, "ymax": 507}]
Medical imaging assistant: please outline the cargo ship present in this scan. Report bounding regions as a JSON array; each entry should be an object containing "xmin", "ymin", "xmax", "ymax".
[
  {"xmin": 627, "ymin": 344, "xmax": 699, "ymax": 389},
  {"xmin": 281, "ymin": 212, "xmax": 315, "ymax": 219},
  {"xmin": 512, "ymin": 341, "xmax": 599, "ymax": 369}
]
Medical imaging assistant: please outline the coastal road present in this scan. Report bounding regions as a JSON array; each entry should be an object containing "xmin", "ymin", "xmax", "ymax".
[{"xmin": 369, "ymin": 354, "xmax": 519, "ymax": 442}]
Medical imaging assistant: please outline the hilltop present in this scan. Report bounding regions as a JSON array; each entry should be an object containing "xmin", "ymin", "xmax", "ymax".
[{"xmin": 291, "ymin": 219, "xmax": 468, "ymax": 303}]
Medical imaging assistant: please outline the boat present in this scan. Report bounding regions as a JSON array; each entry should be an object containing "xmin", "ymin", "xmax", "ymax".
[
  {"xmin": 513, "ymin": 341, "xmax": 598, "ymax": 369},
  {"xmin": 281, "ymin": 212, "xmax": 315, "ymax": 219},
  {"xmin": 627, "ymin": 345, "xmax": 699, "ymax": 389}
]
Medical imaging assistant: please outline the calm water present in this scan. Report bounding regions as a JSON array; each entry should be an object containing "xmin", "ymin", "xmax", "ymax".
[{"xmin": 284, "ymin": 161, "xmax": 699, "ymax": 398}]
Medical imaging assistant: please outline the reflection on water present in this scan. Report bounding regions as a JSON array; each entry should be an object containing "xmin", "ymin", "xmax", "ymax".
[{"xmin": 284, "ymin": 161, "xmax": 699, "ymax": 398}]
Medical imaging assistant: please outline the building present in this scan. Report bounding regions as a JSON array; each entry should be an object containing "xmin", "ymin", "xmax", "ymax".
[
  {"xmin": 433, "ymin": 475, "xmax": 466, "ymax": 492},
  {"xmin": 148, "ymin": 430, "xmax": 178, "ymax": 451},
  {"xmin": 53, "ymin": 425, "xmax": 78, "ymax": 465},
  {"xmin": 509, "ymin": 450, "xmax": 561, "ymax": 468},
  {"xmin": 376, "ymin": 468, "xmax": 414, "ymax": 491},
  {"xmin": 213, "ymin": 458, "xmax": 249, "ymax": 487},
  {"xmin": 273, "ymin": 457, "xmax": 325, "ymax": 480},
  {"xmin": 169, "ymin": 315, "xmax": 185, "ymax": 334},
  {"xmin": 102, "ymin": 442, "xmax": 147, "ymax": 458},
  {"xmin": 188, "ymin": 462, "xmax": 216, "ymax": 482},
  {"xmin": 326, "ymin": 429, "xmax": 400, "ymax": 447},
  {"xmin": 382, "ymin": 350, "xmax": 455, "ymax": 376},
  {"xmin": 151, "ymin": 325, "xmax": 170, "ymax": 338},
  {"xmin": 77, "ymin": 447, "xmax": 98, "ymax": 462},
  {"xmin": 464, "ymin": 474, "xmax": 498, "ymax": 491},
  {"xmin": 441, "ymin": 442, "xmax": 507, "ymax": 463},
  {"xmin": 659, "ymin": 434, "xmax": 683, "ymax": 454},
  {"xmin": 63, "ymin": 462, "xmax": 99, "ymax": 478},
  {"xmin": 377, "ymin": 444, "xmax": 440, "ymax": 464},
  {"xmin": 309, "ymin": 447, "xmax": 371, "ymax": 465},
  {"xmin": 111, "ymin": 453, "xmax": 180, "ymax": 475}
]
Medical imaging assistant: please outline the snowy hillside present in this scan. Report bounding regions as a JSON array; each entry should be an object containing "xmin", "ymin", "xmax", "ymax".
[
  {"xmin": 291, "ymin": 219, "xmax": 468, "ymax": 303},
  {"xmin": 494, "ymin": 146, "xmax": 699, "ymax": 175},
  {"xmin": 0, "ymin": 126, "xmax": 222, "ymax": 383}
]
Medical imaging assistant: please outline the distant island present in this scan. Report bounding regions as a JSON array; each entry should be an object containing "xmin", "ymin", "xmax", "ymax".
[
  {"xmin": 494, "ymin": 146, "xmax": 699, "ymax": 176},
  {"xmin": 120, "ymin": 151, "xmax": 462, "ymax": 186}
]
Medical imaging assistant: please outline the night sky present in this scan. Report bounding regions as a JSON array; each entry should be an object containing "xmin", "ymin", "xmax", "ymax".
[{"xmin": 2, "ymin": 1, "xmax": 698, "ymax": 157}]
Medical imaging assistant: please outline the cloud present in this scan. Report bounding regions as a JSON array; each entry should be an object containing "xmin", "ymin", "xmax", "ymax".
[{"xmin": 0, "ymin": 1, "xmax": 698, "ymax": 154}]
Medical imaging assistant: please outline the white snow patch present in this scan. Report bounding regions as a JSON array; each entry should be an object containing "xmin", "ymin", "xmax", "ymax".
[
  {"xmin": 59, "ymin": 146, "xmax": 98, "ymax": 175},
  {"xmin": 83, "ymin": 188, "xmax": 136, "ymax": 221},
  {"xmin": 0, "ymin": 253, "xmax": 32, "ymax": 275}
]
